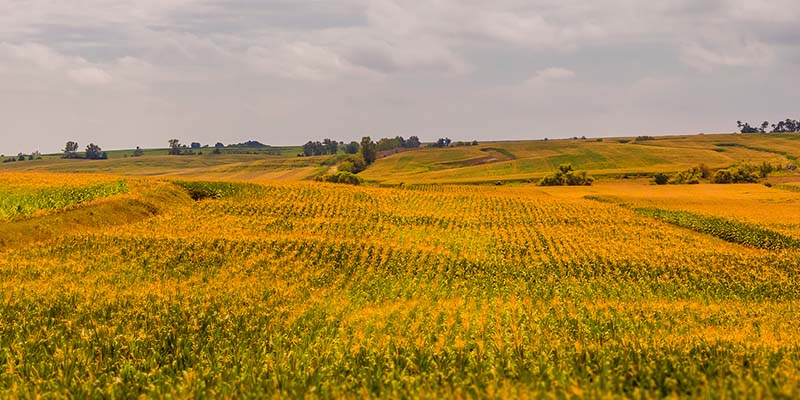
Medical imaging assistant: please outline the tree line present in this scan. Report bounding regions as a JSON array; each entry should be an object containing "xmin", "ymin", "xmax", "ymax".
[{"xmin": 737, "ymin": 118, "xmax": 800, "ymax": 134}]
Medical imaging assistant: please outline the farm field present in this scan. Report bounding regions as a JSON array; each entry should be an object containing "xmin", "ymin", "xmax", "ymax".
[
  {"xmin": 2, "ymin": 164, "xmax": 800, "ymax": 397},
  {"xmin": 3, "ymin": 133, "xmax": 799, "ymax": 185}
]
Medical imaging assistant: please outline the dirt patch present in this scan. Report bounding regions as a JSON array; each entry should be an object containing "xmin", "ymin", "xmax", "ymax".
[{"xmin": 439, "ymin": 148, "xmax": 516, "ymax": 168}]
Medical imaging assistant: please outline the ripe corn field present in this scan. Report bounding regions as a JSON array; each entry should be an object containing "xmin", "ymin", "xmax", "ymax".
[{"xmin": 1, "ymin": 173, "xmax": 800, "ymax": 397}]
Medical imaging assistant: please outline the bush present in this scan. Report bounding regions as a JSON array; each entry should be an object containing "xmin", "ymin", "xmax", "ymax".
[
  {"xmin": 652, "ymin": 173, "xmax": 670, "ymax": 185},
  {"xmin": 711, "ymin": 165, "xmax": 760, "ymax": 184},
  {"xmin": 669, "ymin": 167, "xmax": 702, "ymax": 184},
  {"xmin": 317, "ymin": 172, "xmax": 363, "ymax": 186},
  {"xmin": 539, "ymin": 164, "xmax": 593, "ymax": 186},
  {"xmin": 337, "ymin": 154, "xmax": 367, "ymax": 174}
]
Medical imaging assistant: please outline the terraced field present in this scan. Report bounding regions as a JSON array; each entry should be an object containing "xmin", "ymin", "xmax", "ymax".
[{"xmin": 2, "ymin": 172, "xmax": 800, "ymax": 397}]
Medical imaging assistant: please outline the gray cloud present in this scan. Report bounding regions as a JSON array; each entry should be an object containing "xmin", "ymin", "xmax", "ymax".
[{"xmin": 0, "ymin": 0, "xmax": 798, "ymax": 154}]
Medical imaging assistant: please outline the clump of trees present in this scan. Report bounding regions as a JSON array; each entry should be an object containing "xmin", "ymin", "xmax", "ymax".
[
  {"xmin": 737, "ymin": 119, "xmax": 800, "ymax": 133},
  {"xmin": 431, "ymin": 138, "xmax": 452, "ymax": 148},
  {"xmin": 3, "ymin": 151, "xmax": 42, "ymax": 163},
  {"xmin": 303, "ymin": 139, "xmax": 339, "ymax": 156},
  {"xmin": 63, "ymin": 141, "xmax": 80, "ymax": 159},
  {"xmin": 337, "ymin": 154, "xmax": 367, "ymax": 174},
  {"xmin": 316, "ymin": 171, "xmax": 363, "ymax": 185},
  {"xmin": 653, "ymin": 162, "xmax": 780, "ymax": 185},
  {"xmin": 360, "ymin": 136, "xmax": 377, "ymax": 165},
  {"xmin": 60, "ymin": 141, "xmax": 107, "ymax": 160},
  {"xmin": 539, "ymin": 164, "xmax": 593, "ymax": 186},
  {"xmin": 376, "ymin": 136, "xmax": 421, "ymax": 151}
]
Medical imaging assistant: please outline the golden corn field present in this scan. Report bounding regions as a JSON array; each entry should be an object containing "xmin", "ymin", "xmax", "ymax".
[{"xmin": 2, "ymin": 172, "xmax": 800, "ymax": 398}]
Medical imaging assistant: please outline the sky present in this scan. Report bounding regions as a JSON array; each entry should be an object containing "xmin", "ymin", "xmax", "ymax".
[{"xmin": 1, "ymin": 0, "xmax": 799, "ymax": 154}]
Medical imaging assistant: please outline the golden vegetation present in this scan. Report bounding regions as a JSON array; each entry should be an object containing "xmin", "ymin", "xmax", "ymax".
[{"xmin": 1, "ymin": 172, "xmax": 800, "ymax": 397}]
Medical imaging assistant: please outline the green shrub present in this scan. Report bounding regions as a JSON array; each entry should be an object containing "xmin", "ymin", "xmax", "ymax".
[
  {"xmin": 652, "ymin": 173, "xmax": 670, "ymax": 185},
  {"xmin": 669, "ymin": 167, "xmax": 701, "ymax": 184},
  {"xmin": 711, "ymin": 165, "xmax": 760, "ymax": 184},
  {"xmin": 317, "ymin": 172, "xmax": 364, "ymax": 186},
  {"xmin": 539, "ymin": 164, "xmax": 593, "ymax": 186}
]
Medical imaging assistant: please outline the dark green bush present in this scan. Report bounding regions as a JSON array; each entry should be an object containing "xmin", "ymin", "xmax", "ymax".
[
  {"xmin": 317, "ymin": 172, "xmax": 364, "ymax": 186},
  {"xmin": 652, "ymin": 173, "xmax": 670, "ymax": 185},
  {"xmin": 539, "ymin": 164, "xmax": 593, "ymax": 186}
]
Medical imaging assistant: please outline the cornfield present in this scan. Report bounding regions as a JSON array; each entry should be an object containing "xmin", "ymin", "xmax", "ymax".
[
  {"xmin": 1, "ymin": 173, "xmax": 799, "ymax": 398},
  {"xmin": 0, "ymin": 172, "xmax": 127, "ymax": 219}
]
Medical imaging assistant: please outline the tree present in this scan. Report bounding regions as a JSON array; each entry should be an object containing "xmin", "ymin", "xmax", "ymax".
[
  {"xmin": 17, "ymin": 153, "xmax": 25, "ymax": 161},
  {"xmin": 215, "ymin": 142, "xmax": 225, "ymax": 148},
  {"xmin": 434, "ymin": 137, "xmax": 452, "ymax": 148},
  {"xmin": 191, "ymin": 142, "xmax": 202, "ymax": 149},
  {"xmin": 85, "ymin": 143, "xmax": 102, "ymax": 159},
  {"xmin": 63, "ymin": 141, "xmax": 79, "ymax": 159},
  {"xmin": 360, "ymin": 136, "xmax": 377, "ymax": 165},
  {"xmin": 405, "ymin": 136, "xmax": 421, "ymax": 148},
  {"xmin": 344, "ymin": 141, "xmax": 360, "ymax": 154},
  {"xmin": 323, "ymin": 138, "xmax": 338, "ymax": 155},
  {"xmin": 133, "ymin": 146, "xmax": 144, "ymax": 157},
  {"xmin": 168, "ymin": 139, "xmax": 181, "ymax": 155}
]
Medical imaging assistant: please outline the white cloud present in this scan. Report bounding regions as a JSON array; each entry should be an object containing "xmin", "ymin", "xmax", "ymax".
[
  {"xmin": 680, "ymin": 39, "xmax": 775, "ymax": 72},
  {"xmin": 246, "ymin": 41, "xmax": 379, "ymax": 81},
  {"xmin": 524, "ymin": 67, "xmax": 576, "ymax": 86},
  {"xmin": 0, "ymin": 1, "xmax": 798, "ymax": 155},
  {"xmin": 68, "ymin": 67, "xmax": 112, "ymax": 86}
]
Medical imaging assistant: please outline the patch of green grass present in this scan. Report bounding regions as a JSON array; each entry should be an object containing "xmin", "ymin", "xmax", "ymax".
[
  {"xmin": 0, "ymin": 180, "xmax": 128, "ymax": 220},
  {"xmin": 173, "ymin": 180, "xmax": 264, "ymax": 200},
  {"xmin": 716, "ymin": 143, "xmax": 797, "ymax": 161},
  {"xmin": 634, "ymin": 207, "xmax": 800, "ymax": 250},
  {"xmin": 774, "ymin": 184, "xmax": 800, "ymax": 192}
]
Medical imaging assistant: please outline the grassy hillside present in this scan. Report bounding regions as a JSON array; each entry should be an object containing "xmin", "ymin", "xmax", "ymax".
[
  {"xmin": 5, "ymin": 132, "xmax": 796, "ymax": 185},
  {"xmin": 361, "ymin": 133, "xmax": 800, "ymax": 184},
  {"xmin": 1, "ymin": 175, "xmax": 800, "ymax": 397},
  {"xmin": 0, "ymin": 153, "xmax": 332, "ymax": 181}
]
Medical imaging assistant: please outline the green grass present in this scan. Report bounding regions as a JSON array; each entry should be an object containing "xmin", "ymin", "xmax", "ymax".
[
  {"xmin": 774, "ymin": 184, "xmax": 800, "ymax": 192},
  {"xmin": 634, "ymin": 207, "xmax": 800, "ymax": 250},
  {"xmin": 0, "ymin": 180, "xmax": 128, "ymax": 220}
]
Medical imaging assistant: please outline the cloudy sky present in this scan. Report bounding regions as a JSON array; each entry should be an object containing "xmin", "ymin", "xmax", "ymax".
[{"xmin": 1, "ymin": 0, "xmax": 798, "ymax": 154}]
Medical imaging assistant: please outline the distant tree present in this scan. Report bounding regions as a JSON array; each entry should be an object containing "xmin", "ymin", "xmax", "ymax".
[
  {"xmin": 471, "ymin": 140, "xmax": 479, "ymax": 146},
  {"xmin": 85, "ymin": 143, "xmax": 102, "ymax": 160},
  {"xmin": 344, "ymin": 141, "xmax": 360, "ymax": 154},
  {"xmin": 168, "ymin": 139, "xmax": 181, "ymax": 155},
  {"xmin": 323, "ymin": 138, "xmax": 338, "ymax": 155},
  {"xmin": 100, "ymin": 151, "xmax": 108, "ymax": 160},
  {"xmin": 771, "ymin": 119, "xmax": 800, "ymax": 133},
  {"xmin": 17, "ymin": 153, "xmax": 25, "ymax": 161},
  {"xmin": 433, "ymin": 137, "xmax": 452, "ymax": 148},
  {"xmin": 405, "ymin": 136, "xmax": 421, "ymax": 148},
  {"xmin": 360, "ymin": 136, "xmax": 377, "ymax": 165},
  {"xmin": 215, "ymin": 142, "xmax": 225, "ymax": 148},
  {"xmin": 133, "ymin": 146, "xmax": 144, "ymax": 157},
  {"xmin": 63, "ymin": 141, "xmax": 79, "ymax": 158},
  {"xmin": 190, "ymin": 142, "xmax": 202, "ymax": 149}
]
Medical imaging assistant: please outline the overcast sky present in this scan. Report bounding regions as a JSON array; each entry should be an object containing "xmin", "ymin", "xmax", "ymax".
[{"xmin": 1, "ymin": 0, "xmax": 798, "ymax": 154}]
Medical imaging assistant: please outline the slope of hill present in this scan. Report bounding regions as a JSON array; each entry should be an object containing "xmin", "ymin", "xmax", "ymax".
[
  {"xmin": 1, "ymin": 133, "xmax": 798, "ymax": 184},
  {"xmin": 360, "ymin": 133, "xmax": 800, "ymax": 184}
]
